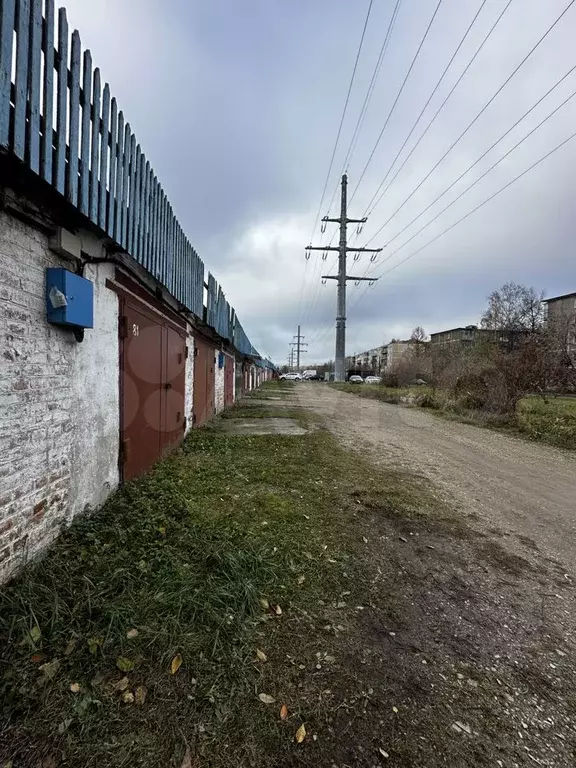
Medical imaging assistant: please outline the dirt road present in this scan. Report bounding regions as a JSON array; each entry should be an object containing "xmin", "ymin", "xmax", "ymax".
[{"xmin": 297, "ymin": 384, "xmax": 576, "ymax": 572}]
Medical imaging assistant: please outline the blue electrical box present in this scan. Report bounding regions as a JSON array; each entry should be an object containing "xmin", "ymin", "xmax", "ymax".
[{"xmin": 46, "ymin": 268, "xmax": 94, "ymax": 329}]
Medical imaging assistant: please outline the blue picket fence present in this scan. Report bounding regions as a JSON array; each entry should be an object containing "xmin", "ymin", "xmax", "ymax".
[{"xmin": 0, "ymin": 0, "xmax": 262, "ymax": 360}]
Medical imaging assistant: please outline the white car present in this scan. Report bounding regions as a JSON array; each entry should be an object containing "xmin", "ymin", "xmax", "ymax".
[
  {"xmin": 364, "ymin": 376, "xmax": 382, "ymax": 385},
  {"xmin": 280, "ymin": 372, "xmax": 302, "ymax": 381}
]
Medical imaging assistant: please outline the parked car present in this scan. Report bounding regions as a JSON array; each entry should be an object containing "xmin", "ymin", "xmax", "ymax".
[
  {"xmin": 348, "ymin": 375, "xmax": 364, "ymax": 384},
  {"xmin": 304, "ymin": 374, "xmax": 324, "ymax": 381},
  {"xmin": 280, "ymin": 372, "xmax": 302, "ymax": 381},
  {"xmin": 364, "ymin": 375, "xmax": 382, "ymax": 384}
]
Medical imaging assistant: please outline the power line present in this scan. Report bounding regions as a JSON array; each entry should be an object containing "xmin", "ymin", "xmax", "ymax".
[
  {"xmin": 325, "ymin": 0, "xmax": 405, "ymax": 216},
  {"xmin": 299, "ymin": 0, "xmax": 375, "ymax": 332},
  {"xmin": 365, "ymin": 0, "xmax": 576, "ymax": 234},
  {"xmin": 306, "ymin": 0, "xmax": 375, "ymax": 247},
  {"xmin": 348, "ymin": 126, "xmax": 576, "ymax": 312},
  {"xmin": 349, "ymin": 0, "xmax": 446, "ymax": 204},
  {"xmin": 373, "ymin": 65, "xmax": 576, "ymax": 252},
  {"xmin": 360, "ymin": 0, "xmax": 490, "ymax": 218}
]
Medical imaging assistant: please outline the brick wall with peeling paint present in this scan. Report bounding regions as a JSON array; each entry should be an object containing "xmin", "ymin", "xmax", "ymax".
[
  {"xmin": 215, "ymin": 350, "xmax": 225, "ymax": 413},
  {"xmin": 0, "ymin": 210, "xmax": 120, "ymax": 583}
]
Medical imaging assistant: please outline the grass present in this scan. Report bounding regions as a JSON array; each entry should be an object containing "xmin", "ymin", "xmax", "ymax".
[
  {"xmin": 330, "ymin": 383, "xmax": 576, "ymax": 450},
  {"xmin": 0, "ymin": 385, "xmax": 447, "ymax": 768}
]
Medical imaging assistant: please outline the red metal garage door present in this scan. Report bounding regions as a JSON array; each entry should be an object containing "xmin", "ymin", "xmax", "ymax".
[
  {"xmin": 193, "ymin": 338, "xmax": 215, "ymax": 426},
  {"xmin": 120, "ymin": 296, "xmax": 186, "ymax": 481}
]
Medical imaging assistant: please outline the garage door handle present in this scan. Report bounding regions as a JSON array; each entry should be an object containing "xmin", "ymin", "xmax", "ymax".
[{"xmin": 165, "ymin": 383, "xmax": 172, "ymax": 390}]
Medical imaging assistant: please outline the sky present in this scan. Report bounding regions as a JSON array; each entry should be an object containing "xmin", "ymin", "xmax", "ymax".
[{"xmin": 60, "ymin": 0, "xmax": 576, "ymax": 364}]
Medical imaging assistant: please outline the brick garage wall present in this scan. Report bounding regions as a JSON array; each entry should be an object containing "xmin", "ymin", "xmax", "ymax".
[
  {"xmin": 215, "ymin": 350, "xmax": 225, "ymax": 413},
  {"xmin": 185, "ymin": 326, "xmax": 195, "ymax": 434},
  {"xmin": 0, "ymin": 210, "xmax": 120, "ymax": 583}
]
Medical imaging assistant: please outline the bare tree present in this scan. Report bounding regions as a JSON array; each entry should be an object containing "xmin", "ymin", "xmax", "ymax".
[
  {"xmin": 481, "ymin": 282, "xmax": 545, "ymax": 334},
  {"xmin": 409, "ymin": 326, "xmax": 427, "ymax": 358}
]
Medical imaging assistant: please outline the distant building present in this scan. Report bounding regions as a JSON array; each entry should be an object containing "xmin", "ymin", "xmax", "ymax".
[
  {"xmin": 430, "ymin": 325, "xmax": 495, "ymax": 347},
  {"xmin": 386, "ymin": 341, "xmax": 412, "ymax": 370},
  {"xmin": 544, "ymin": 292, "xmax": 576, "ymax": 361}
]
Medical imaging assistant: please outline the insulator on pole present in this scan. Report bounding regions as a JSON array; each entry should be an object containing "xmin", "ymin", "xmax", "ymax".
[
  {"xmin": 305, "ymin": 252, "xmax": 310, "ymax": 260},
  {"xmin": 321, "ymin": 222, "xmax": 326, "ymax": 233},
  {"xmin": 370, "ymin": 254, "xmax": 377, "ymax": 262},
  {"xmin": 369, "ymin": 280, "xmax": 375, "ymax": 287},
  {"xmin": 321, "ymin": 278, "xmax": 326, "ymax": 285},
  {"xmin": 356, "ymin": 224, "xmax": 363, "ymax": 235},
  {"xmin": 354, "ymin": 253, "xmax": 360, "ymax": 261},
  {"xmin": 354, "ymin": 280, "xmax": 360, "ymax": 287},
  {"xmin": 322, "ymin": 251, "xmax": 328, "ymax": 261}
]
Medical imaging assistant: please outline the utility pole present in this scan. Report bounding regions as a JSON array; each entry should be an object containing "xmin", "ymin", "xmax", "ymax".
[
  {"xmin": 306, "ymin": 174, "xmax": 382, "ymax": 382},
  {"xmin": 290, "ymin": 325, "xmax": 308, "ymax": 370}
]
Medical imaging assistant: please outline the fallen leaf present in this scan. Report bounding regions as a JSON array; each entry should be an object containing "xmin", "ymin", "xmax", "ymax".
[
  {"xmin": 116, "ymin": 656, "xmax": 135, "ymax": 672},
  {"xmin": 259, "ymin": 598, "xmax": 270, "ymax": 611},
  {"xmin": 64, "ymin": 638, "xmax": 77, "ymax": 656},
  {"xmin": 379, "ymin": 748, "xmax": 390, "ymax": 758},
  {"xmin": 39, "ymin": 660, "xmax": 60, "ymax": 680},
  {"xmin": 280, "ymin": 704, "xmax": 288, "ymax": 721},
  {"xmin": 171, "ymin": 654, "xmax": 183, "ymax": 675},
  {"xmin": 57, "ymin": 718, "xmax": 72, "ymax": 734},
  {"xmin": 135, "ymin": 685, "xmax": 147, "ymax": 705},
  {"xmin": 295, "ymin": 723, "xmax": 306, "ymax": 743},
  {"xmin": 256, "ymin": 649, "xmax": 267, "ymax": 663},
  {"xmin": 297, "ymin": 575, "xmax": 305, "ymax": 585},
  {"xmin": 274, "ymin": 605, "xmax": 283, "ymax": 616},
  {"xmin": 126, "ymin": 628, "xmax": 139, "ymax": 639},
  {"xmin": 180, "ymin": 745, "xmax": 193, "ymax": 768},
  {"xmin": 31, "ymin": 653, "xmax": 46, "ymax": 664},
  {"xmin": 30, "ymin": 625, "xmax": 41, "ymax": 644},
  {"xmin": 41, "ymin": 757, "xmax": 59, "ymax": 768},
  {"xmin": 122, "ymin": 691, "xmax": 135, "ymax": 704},
  {"xmin": 392, "ymin": 706, "xmax": 398, "ymax": 713},
  {"xmin": 258, "ymin": 693, "xmax": 276, "ymax": 705},
  {"xmin": 114, "ymin": 677, "xmax": 130, "ymax": 692},
  {"xmin": 87, "ymin": 636, "xmax": 104, "ymax": 655},
  {"xmin": 70, "ymin": 682, "xmax": 81, "ymax": 693}
]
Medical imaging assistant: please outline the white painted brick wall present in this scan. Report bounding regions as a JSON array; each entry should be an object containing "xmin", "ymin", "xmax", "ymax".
[
  {"xmin": 185, "ymin": 325, "xmax": 195, "ymax": 434},
  {"xmin": 215, "ymin": 350, "xmax": 225, "ymax": 413},
  {"xmin": 0, "ymin": 210, "xmax": 120, "ymax": 583}
]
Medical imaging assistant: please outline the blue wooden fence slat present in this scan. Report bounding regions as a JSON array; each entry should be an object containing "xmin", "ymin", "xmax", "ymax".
[
  {"xmin": 55, "ymin": 7, "xmax": 68, "ymax": 194},
  {"xmin": 150, "ymin": 176, "xmax": 158, "ymax": 277},
  {"xmin": 40, "ymin": 0, "xmax": 54, "ymax": 181},
  {"xmin": 98, "ymin": 81, "xmax": 109, "ymax": 228},
  {"xmin": 120, "ymin": 122, "xmax": 130, "ymax": 248},
  {"xmin": 133, "ymin": 146, "xmax": 142, "ymax": 261},
  {"xmin": 66, "ymin": 30, "xmax": 81, "ymax": 205},
  {"xmin": 106, "ymin": 96, "xmax": 117, "ymax": 237},
  {"xmin": 0, "ymin": 0, "xmax": 16, "ymax": 148},
  {"xmin": 79, "ymin": 49, "xmax": 92, "ymax": 216},
  {"xmin": 27, "ymin": 0, "xmax": 42, "ymax": 172},
  {"xmin": 127, "ymin": 132, "xmax": 136, "ymax": 254},
  {"xmin": 113, "ymin": 110, "xmax": 124, "ymax": 242},
  {"xmin": 90, "ymin": 68, "xmax": 102, "ymax": 224},
  {"xmin": 14, "ymin": 0, "xmax": 31, "ymax": 159},
  {"xmin": 142, "ymin": 161, "xmax": 151, "ymax": 269}
]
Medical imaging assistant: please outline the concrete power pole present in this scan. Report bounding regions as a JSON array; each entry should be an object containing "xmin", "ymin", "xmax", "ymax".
[
  {"xmin": 306, "ymin": 174, "xmax": 382, "ymax": 382},
  {"xmin": 290, "ymin": 325, "xmax": 308, "ymax": 370}
]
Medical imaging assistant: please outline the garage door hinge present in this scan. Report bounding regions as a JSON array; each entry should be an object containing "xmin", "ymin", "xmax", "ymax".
[
  {"xmin": 120, "ymin": 316, "xmax": 128, "ymax": 339},
  {"xmin": 185, "ymin": 346, "xmax": 189, "ymax": 359},
  {"xmin": 194, "ymin": 347, "xmax": 198, "ymax": 357}
]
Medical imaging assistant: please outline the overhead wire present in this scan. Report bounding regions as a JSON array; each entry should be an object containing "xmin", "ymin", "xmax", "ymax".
[
  {"xmin": 348, "ymin": 125, "xmax": 576, "ymax": 314},
  {"xmin": 374, "ymin": 64, "xmax": 576, "ymax": 253},
  {"xmin": 349, "ymin": 0, "xmax": 446, "ymax": 205},
  {"xmin": 298, "ymin": 0, "xmax": 375, "ymax": 332},
  {"xmin": 359, "ymin": 0, "xmax": 490, "ymax": 219},
  {"xmin": 364, "ymin": 0, "xmax": 576, "ymax": 238}
]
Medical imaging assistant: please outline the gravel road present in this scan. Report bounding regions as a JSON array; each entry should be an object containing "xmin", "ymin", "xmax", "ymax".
[{"xmin": 296, "ymin": 384, "xmax": 576, "ymax": 573}]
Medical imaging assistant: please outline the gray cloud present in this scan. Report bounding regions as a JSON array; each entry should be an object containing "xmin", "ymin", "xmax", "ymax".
[{"xmin": 62, "ymin": 0, "xmax": 576, "ymax": 363}]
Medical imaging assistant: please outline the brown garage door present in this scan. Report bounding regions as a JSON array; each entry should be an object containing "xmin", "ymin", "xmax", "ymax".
[
  {"xmin": 121, "ymin": 296, "xmax": 186, "ymax": 481},
  {"xmin": 193, "ymin": 338, "xmax": 215, "ymax": 426}
]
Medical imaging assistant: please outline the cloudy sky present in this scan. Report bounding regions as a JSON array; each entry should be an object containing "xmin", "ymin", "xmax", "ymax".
[{"xmin": 62, "ymin": 0, "xmax": 576, "ymax": 364}]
